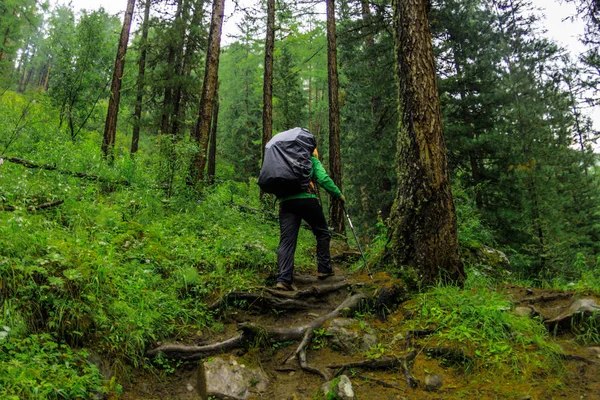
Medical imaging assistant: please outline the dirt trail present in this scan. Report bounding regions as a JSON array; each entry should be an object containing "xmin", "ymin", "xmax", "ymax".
[{"xmin": 121, "ymin": 269, "xmax": 600, "ymax": 400}]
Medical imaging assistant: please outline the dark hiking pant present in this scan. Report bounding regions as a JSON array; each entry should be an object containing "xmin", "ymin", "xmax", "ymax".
[{"xmin": 277, "ymin": 198, "xmax": 332, "ymax": 284}]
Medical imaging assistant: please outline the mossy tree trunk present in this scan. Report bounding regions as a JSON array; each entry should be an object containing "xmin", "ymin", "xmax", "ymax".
[
  {"xmin": 386, "ymin": 0, "xmax": 464, "ymax": 285},
  {"xmin": 326, "ymin": 0, "xmax": 345, "ymax": 234}
]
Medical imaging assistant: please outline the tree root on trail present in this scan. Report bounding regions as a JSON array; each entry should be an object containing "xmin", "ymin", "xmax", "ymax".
[
  {"xmin": 265, "ymin": 282, "xmax": 364, "ymax": 299},
  {"xmin": 514, "ymin": 293, "xmax": 573, "ymax": 305},
  {"xmin": 207, "ymin": 291, "xmax": 331, "ymax": 313},
  {"xmin": 293, "ymin": 274, "xmax": 347, "ymax": 285},
  {"xmin": 329, "ymin": 351, "xmax": 418, "ymax": 388},
  {"xmin": 558, "ymin": 353, "xmax": 600, "ymax": 365},
  {"xmin": 146, "ymin": 335, "xmax": 245, "ymax": 361},
  {"xmin": 424, "ymin": 347, "xmax": 473, "ymax": 367},
  {"xmin": 355, "ymin": 374, "xmax": 404, "ymax": 391},
  {"xmin": 147, "ymin": 293, "xmax": 368, "ymax": 378}
]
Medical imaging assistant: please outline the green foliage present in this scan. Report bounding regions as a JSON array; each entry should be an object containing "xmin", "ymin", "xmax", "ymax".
[
  {"xmin": 408, "ymin": 280, "xmax": 561, "ymax": 374},
  {"xmin": 0, "ymin": 334, "xmax": 104, "ymax": 399}
]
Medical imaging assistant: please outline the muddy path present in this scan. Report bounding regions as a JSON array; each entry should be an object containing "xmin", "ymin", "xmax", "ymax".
[{"xmin": 120, "ymin": 268, "xmax": 600, "ymax": 400}]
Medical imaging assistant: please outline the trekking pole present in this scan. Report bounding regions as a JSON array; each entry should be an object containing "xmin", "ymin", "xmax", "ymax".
[{"xmin": 343, "ymin": 205, "xmax": 373, "ymax": 279}]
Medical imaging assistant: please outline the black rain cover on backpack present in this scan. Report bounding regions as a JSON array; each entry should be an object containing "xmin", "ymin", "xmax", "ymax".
[{"xmin": 258, "ymin": 127, "xmax": 316, "ymax": 198}]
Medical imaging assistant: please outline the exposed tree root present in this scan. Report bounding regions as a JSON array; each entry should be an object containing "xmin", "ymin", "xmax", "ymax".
[
  {"xmin": 146, "ymin": 335, "xmax": 245, "ymax": 361},
  {"xmin": 355, "ymin": 374, "xmax": 404, "ymax": 391},
  {"xmin": 558, "ymin": 354, "xmax": 600, "ymax": 365},
  {"xmin": 148, "ymin": 292, "xmax": 368, "ymax": 378},
  {"xmin": 329, "ymin": 351, "xmax": 418, "ymax": 388},
  {"xmin": 265, "ymin": 282, "xmax": 364, "ymax": 299},
  {"xmin": 207, "ymin": 291, "xmax": 331, "ymax": 313},
  {"xmin": 293, "ymin": 274, "xmax": 347, "ymax": 285},
  {"xmin": 424, "ymin": 347, "xmax": 473, "ymax": 367},
  {"xmin": 514, "ymin": 293, "xmax": 573, "ymax": 305}
]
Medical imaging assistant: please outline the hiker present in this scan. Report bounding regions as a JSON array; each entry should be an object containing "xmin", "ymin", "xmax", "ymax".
[{"xmin": 274, "ymin": 146, "xmax": 345, "ymax": 291}]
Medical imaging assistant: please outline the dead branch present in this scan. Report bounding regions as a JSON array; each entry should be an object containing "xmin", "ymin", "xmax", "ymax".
[
  {"xmin": 3, "ymin": 157, "xmax": 130, "ymax": 186},
  {"xmin": 558, "ymin": 353, "xmax": 600, "ymax": 365},
  {"xmin": 207, "ymin": 291, "xmax": 331, "ymax": 313},
  {"xmin": 1, "ymin": 200, "xmax": 64, "ymax": 212}
]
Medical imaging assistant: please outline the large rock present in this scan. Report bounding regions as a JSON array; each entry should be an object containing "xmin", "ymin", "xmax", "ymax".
[
  {"xmin": 203, "ymin": 356, "xmax": 269, "ymax": 400},
  {"xmin": 321, "ymin": 375, "xmax": 355, "ymax": 400},
  {"xmin": 326, "ymin": 318, "xmax": 379, "ymax": 354}
]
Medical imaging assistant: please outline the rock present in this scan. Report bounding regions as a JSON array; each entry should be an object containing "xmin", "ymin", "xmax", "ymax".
[
  {"xmin": 514, "ymin": 306, "xmax": 534, "ymax": 317},
  {"xmin": 330, "ymin": 239, "xmax": 350, "ymax": 257},
  {"xmin": 545, "ymin": 298, "xmax": 600, "ymax": 331},
  {"xmin": 461, "ymin": 245, "xmax": 511, "ymax": 279},
  {"xmin": 321, "ymin": 375, "xmax": 355, "ymax": 400},
  {"xmin": 526, "ymin": 288, "xmax": 534, "ymax": 296},
  {"xmin": 424, "ymin": 374, "xmax": 443, "ymax": 392},
  {"xmin": 204, "ymin": 356, "xmax": 269, "ymax": 400},
  {"xmin": 326, "ymin": 318, "xmax": 379, "ymax": 355}
]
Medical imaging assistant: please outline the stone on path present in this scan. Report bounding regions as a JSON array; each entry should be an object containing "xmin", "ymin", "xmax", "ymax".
[
  {"xmin": 424, "ymin": 373, "xmax": 443, "ymax": 392},
  {"xmin": 203, "ymin": 356, "xmax": 269, "ymax": 400},
  {"xmin": 544, "ymin": 298, "xmax": 600, "ymax": 331},
  {"xmin": 321, "ymin": 375, "xmax": 355, "ymax": 400},
  {"xmin": 326, "ymin": 318, "xmax": 379, "ymax": 354}
]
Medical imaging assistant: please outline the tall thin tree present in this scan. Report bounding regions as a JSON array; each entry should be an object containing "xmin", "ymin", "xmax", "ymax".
[
  {"xmin": 385, "ymin": 0, "xmax": 464, "ymax": 285},
  {"xmin": 102, "ymin": 0, "xmax": 136, "ymax": 159},
  {"xmin": 190, "ymin": 0, "xmax": 225, "ymax": 186},
  {"xmin": 261, "ymin": 0, "xmax": 275, "ymax": 198},
  {"xmin": 326, "ymin": 0, "xmax": 345, "ymax": 234},
  {"xmin": 207, "ymin": 82, "xmax": 220, "ymax": 185},
  {"xmin": 131, "ymin": 0, "xmax": 151, "ymax": 155}
]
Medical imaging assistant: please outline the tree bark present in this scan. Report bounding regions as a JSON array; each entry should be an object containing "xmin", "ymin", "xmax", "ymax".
[
  {"xmin": 260, "ymin": 0, "xmax": 275, "ymax": 198},
  {"xmin": 102, "ymin": 0, "xmax": 136, "ymax": 160},
  {"xmin": 386, "ymin": 0, "xmax": 464, "ymax": 285},
  {"xmin": 190, "ymin": 0, "xmax": 225, "ymax": 187},
  {"xmin": 131, "ymin": 0, "xmax": 151, "ymax": 156},
  {"xmin": 207, "ymin": 82, "xmax": 219, "ymax": 185},
  {"xmin": 326, "ymin": 0, "xmax": 345, "ymax": 234}
]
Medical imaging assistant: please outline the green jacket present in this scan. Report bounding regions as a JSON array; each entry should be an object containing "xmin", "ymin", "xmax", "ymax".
[{"xmin": 280, "ymin": 156, "xmax": 343, "ymax": 202}]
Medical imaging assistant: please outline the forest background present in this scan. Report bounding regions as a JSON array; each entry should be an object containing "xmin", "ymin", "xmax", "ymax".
[{"xmin": 2, "ymin": 0, "xmax": 600, "ymax": 397}]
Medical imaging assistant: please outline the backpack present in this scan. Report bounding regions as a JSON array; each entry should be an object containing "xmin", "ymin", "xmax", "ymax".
[{"xmin": 258, "ymin": 127, "xmax": 316, "ymax": 198}]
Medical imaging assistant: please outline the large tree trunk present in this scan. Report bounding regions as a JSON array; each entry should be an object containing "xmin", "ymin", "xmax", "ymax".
[
  {"xmin": 326, "ymin": 0, "xmax": 345, "ymax": 234},
  {"xmin": 102, "ymin": 0, "xmax": 136, "ymax": 159},
  {"xmin": 207, "ymin": 82, "xmax": 219, "ymax": 185},
  {"xmin": 131, "ymin": 0, "xmax": 151, "ymax": 156},
  {"xmin": 189, "ymin": 0, "xmax": 225, "ymax": 187},
  {"xmin": 386, "ymin": 0, "xmax": 464, "ymax": 285},
  {"xmin": 260, "ymin": 0, "xmax": 275, "ymax": 198}
]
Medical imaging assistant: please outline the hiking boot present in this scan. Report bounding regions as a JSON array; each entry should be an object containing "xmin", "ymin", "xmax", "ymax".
[
  {"xmin": 275, "ymin": 281, "xmax": 297, "ymax": 291},
  {"xmin": 317, "ymin": 271, "xmax": 335, "ymax": 280}
]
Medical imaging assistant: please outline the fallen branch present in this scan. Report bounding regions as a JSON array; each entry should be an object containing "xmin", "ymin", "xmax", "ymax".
[
  {"xmin": 1, "ymin": 200, "xmax": 64, "ymax": 212},
  {"xmin": 3, "ymin": 157, "xmax": 130, "ymax": 186}
]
